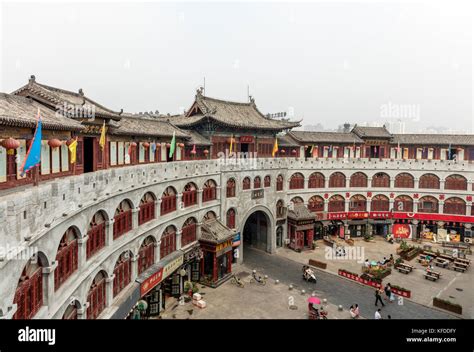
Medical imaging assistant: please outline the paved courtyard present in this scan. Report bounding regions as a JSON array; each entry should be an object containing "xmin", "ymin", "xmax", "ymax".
[
  {"xmin": 276, "ymin": 237, "xmax": 472, "ymax": 318},
  {"xmin": 159, "ymin": 241, "xmax": 466, "ymax": 319}
]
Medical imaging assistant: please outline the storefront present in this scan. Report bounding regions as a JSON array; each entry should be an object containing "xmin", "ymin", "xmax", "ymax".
[
  {"xmin": 134, "ymin": 250, "xmax": 184, "ymax": 318},
  {"xmin": 179, "ymin": 242, "xmax": 203, "ymax": 292},
  {"xmin": 199, "ymin": 219, "xmax": 235, "ymax": 287},
  {"xmin": 314, "ymin": 221, "xmax": 329, "ymax": 239},
  {"xmin": 287, "ymin": 204, "xmax": 315, "ymax": 251},
  {"xmin": 348, "ymin": 221, "xmax": 367, "ymax": 237},
  {"xmin": 392, "ymin": 222, "xmax": 412, "ymax": 239},
  {"xmin": 417, "ymin": 221, "xmax": 438, "ymax": 241},
  {"xmin": 370, "ymin": 220, "xmax": 391, "ymax": 237}
]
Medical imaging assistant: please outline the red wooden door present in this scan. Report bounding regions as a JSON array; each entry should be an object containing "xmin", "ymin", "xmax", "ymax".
[{"xmin": 296, "ymin": 231, "xmax": 304, "ymax": 250}]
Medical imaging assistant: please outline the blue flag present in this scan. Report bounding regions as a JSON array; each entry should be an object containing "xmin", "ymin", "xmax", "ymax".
[{"xmin": 20, "ymin": 110, "xmax": 42, "ymax": 176}]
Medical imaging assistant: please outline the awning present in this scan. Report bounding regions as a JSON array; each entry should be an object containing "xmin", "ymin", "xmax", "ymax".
[
  {"xmin": 110, "ymin": 283, "xmax": 141, "ymax": 319},
  {"xmin": 348, "ymin": 220, "xmax": 368, "ymax": 225},
  {"xmin": 288, "ymin": 204, "xmax": 316, "ymax": 222},
  {"xmin": 315, "ymin": 220, "xmax": 331, "ymax": 227}
]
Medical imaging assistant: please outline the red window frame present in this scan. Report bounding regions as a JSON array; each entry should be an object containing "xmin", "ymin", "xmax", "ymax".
[
  {"xmin": 87, "ymin": 277, "xmax": 106, "ymax": 319},
  {"xmin": 138, "ymin": 241, "xmax": 155, "ymax": 275},
  {"xmin": 254, "ymin": 177, "xmax": 261, "ymax": 189},
  {"xmin": 161, "ymin": 195, "xmax": 176, "ymax": 215},
  {"xmin": 276, "ymin": 175, "xmax": 284, "ymax": 191},
  {"xmin": 371, "ymin": 196, "xmax": 390, "ymax": 211},
  {"xmin": 226, "ymin": 209, "xmax": 236, "ymax": 229},
  {"xmin": 372, "ymin": 173, "xmax": 390, "ymax": 188},
  {"xmin": 309, "ymin": 173, "xmax": 325, "ymax": 188},
  {"xmin": 445, "ymin": 175, "xmax": 467, "ymax": 191},
  {"xmin": 289, "ymin": 173, "xmax": 304, "ymax": 189},
  {"xmin": 54, "ymin": 237, "xmax": 78, "ymax": 291},
  {"xmin": 13, "ymin": 267, "xmax": 43, "ymax": 320},
  {"xmin": 113, "ymin": 256, "xmax": 132, "ymax": 297},
  {"xmin": 308, "ymin": 197, "xmax": 324, "ymax": 212},
  {"xmin": 183, "ymin": 190, "xmax": 197, "ymax": 207},
  {"xmin": 394, "ymin": 173, "xmax": 414, "ymax": 188},
  {"xmin": 139, "ymin": 200, "xmax": 155, "ymax": 225},
  {"xmin": 243, "ymin": 177, "xmax": 251, "ymax": 190},
  {"xmin": 87, "ymin": 222, "xmax": 106, "ymax": 259},
  {"xmin": 419, "ymin": 174, "xmax": 440, "ymax": 189},
  {"xmin": 227, "ymin": 179, "xmax": 236, "ymax": 197},
  {"xmin": 329, "ymin": 173, "xmax": 346, "ymax": 188},
  {"xmin": 181, "ymin": 221, "xmax": 197, "ymax": 247},
  {"xmin": 328, "ymin": 197, "xmax": 345, "ymax": 212},
  {"xmin": 160, "ymin": 229, "xmax": 176, "ymax": 259},
  {"xmin": 113, "ymin": 209, "xmax": 132, "ymax": 240},
  {"xmin": 264, "ymin": 175, "xmax": 271, "ymax": 188},
  {"xmin": 349, "ymin": 173, "xmax": 368, "ymax": 188}
]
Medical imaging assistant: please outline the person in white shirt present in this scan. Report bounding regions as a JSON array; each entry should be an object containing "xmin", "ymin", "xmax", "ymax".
[{"xmin": 375, "ymin": 309, "xmax": 382, "ymax": 320}]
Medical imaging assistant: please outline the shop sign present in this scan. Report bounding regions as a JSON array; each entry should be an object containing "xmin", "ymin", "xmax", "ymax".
[
  {"xmin": 232, "ymin": 232, "xmax": 241, "ymax": 247},
  {"xmin": 216, "ymin": 246, "xmax": 233, "ymax": 257},
  {"xmin": 392, "ymin": 223, "xmax": 411, "ymax": 239},
  {"xmin": 347, "ymin": 211, "xmax": 368, "ymax": 219},
  {"xmin": 328, "ymin": 212, "xmax": 347, "ymax": 220},
  {"xmin": 251, "ymin": 189, "xmax": 264, "ymax": 199},
  {"xmin": 370, "ymin": 212, "xmax": 390, "ymax": 219},
  {"xmin": 140, "ymin": 268, "xmax": 164, "ymax": 296},
  {"xmin": 240, "ymin": 136, "xmax": 254, "ymax": 143},
  {"xmin": 162, "ymin": 255, "xmax": 184, "ymax": 280}
]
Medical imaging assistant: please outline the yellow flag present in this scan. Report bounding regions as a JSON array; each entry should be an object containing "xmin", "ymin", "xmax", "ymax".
[
  {"xmin": 272, "ymin": 137, "xmax": 278, "ymax": 157},
  {"xmin": 99, "ymin": 120, "xmax": 107, "ymax": 150},
  {"xmin": 69, "ymin": 138, "xmax": 78, "ymax": 164},
  {"xmin": 229, "ymin": 135, "xmax": 234, "ymax": 154}
]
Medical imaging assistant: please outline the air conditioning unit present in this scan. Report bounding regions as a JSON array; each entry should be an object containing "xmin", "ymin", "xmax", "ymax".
[{"xmin": 284, "ymin": 238, "xmax": 290, "ymax": 245}]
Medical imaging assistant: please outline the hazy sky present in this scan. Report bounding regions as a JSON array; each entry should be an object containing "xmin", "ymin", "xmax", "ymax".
[{"xmin": 0, "ymin": 1, "xmax": 472, "ymax": 132}]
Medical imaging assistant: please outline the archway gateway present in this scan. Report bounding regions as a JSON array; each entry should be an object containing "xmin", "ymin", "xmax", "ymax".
[{"xmin": 243, "ymin": 210, "xmax": 270, "ymax": 252}]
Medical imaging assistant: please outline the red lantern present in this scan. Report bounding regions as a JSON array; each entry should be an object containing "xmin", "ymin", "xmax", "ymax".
[
  {"xmin": 178, "ymin": 143, "xmax": 185, "ymax": 148},
  {"xmin": 281, "ymin": 149, "xmax": 286, "ymax": 154},
  {"xmin": 143, "ymin": 142, "xmax": 150, "ymax": 148},
  {"xmin": 130, "ymin": 142, "xmax": 137, "ymax": 147},
  {"xmin": 166, "ymin": 143, "xmax": 171, "ymax": 148},
  {"xmin": 190, "ymin": 150, "xmax": 197, "ymax": 155},
  {"xmin": 1, "ymin": 137, "xmax": 20, "ymax": 150},
  {"xmin": 48, "ymin": 139, "xmax": 62, "ymax": 149},
  {"xmin": 203, "ymin": 149, "xmax": 209, "ymax": 155},
  {"xmin": 291, "ymin": 149, "xmax": 297, "ymax": 155}
]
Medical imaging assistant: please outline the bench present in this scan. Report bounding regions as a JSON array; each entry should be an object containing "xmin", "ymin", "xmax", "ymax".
[
  {"xmin": 423, "ymin": 244, "xmax": 432, "ymax": 251},
  {"xmin": 426, "ymin": 270, "xmax": 441, "ymax": 278},
  {"xmin": 424, "ymin": 273, "xmax": 439, "ymax": 281},
  {"xmin": 434, "ymin": 260, "xmax": 448, "ymax": 268},
  {"xmin": 453, "ymin": 265, "xmax": 467, "ymax": 273},
  {"xmin": 454, "ymin": 258, "xmax": 470, "ymax": 266},
  {"xmin": 398, "ymin": 267, "xmax": 411, "ymax": 274},
  {"xmin": 397, "ymin": 263, "xmax": 414, "ymax": 272}
]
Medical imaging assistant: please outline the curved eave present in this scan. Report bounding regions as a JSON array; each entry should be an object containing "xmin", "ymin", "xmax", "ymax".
[
  {"xmin": 175, "ymin": 115, "xmax": 300, "ymax": 131},
  {"xmin": 0, "ymin": 116, "xmax": 84, "ymax": 132}
]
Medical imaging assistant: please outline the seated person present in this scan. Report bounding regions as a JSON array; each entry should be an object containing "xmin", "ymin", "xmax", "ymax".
[{"xmin": 364, "ymin": 259, "xmax": 370, "ymax": 268}]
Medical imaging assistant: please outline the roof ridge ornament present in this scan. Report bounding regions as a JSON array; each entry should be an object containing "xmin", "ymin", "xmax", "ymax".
[
  {"xmin": 28, "ymin": 75, "xmax": 36, "ymax": 85},
  {"xmin": 78, "ymin": 88, "xmax": 84, "ymax": 96},
  {"xmin": 196, "ymin": 86, "xmax": 204, "ymax": 99}
]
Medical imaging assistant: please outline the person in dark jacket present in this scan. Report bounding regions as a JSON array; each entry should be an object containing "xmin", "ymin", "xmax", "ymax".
[{"xmin": 375, "ymin": 288, "xmax": 385, "ymax": 307}]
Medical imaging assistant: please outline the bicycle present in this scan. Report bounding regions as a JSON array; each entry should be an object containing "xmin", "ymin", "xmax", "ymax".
[
  {"xmin": 230, "ymin": 274, "xmax": 245, "ymax": 288},
  {"xmin": 249, "ymin": 270, "xmax": 267, "ymax": 285}
]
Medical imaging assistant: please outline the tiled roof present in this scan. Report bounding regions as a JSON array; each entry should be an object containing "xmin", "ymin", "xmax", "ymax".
[
  {"xmin": 288, "ymin": 204, "xmax": 316, "ymax": 221},
  {"xmin": 288, "ymin": 131, "xmax": 363, "ymax": 144},
  {"xmin": 170, "ymin": 91, "xmax": 300, "ymax": 131},
  {"xmin": 200, "ymin": 219, "xmax": 236, "ymax": 244},
  {"xmin": 392, "ymin": 134, "xmax": 474, "ymax": 146},
  {"xmin": 277, "ymin": 134, "xmax": 301, "ymax": 147},
  {"xmin": 352, "ymin": 125, "xmax": 392, "ymax": 138},
  {"xmin": 0, "ymin": 93, "xmax": 84, "ymax": 131},
  {"xmin": 110, "ymin": 114, "xmax": 189, "ymax": 138},
  {"xmin": 12, "ymin": 76, "xmax": 123, "ymax": 120},
  {"xmin": 185, "ymin": 130, "xmax": 212, "ymax": 146}
]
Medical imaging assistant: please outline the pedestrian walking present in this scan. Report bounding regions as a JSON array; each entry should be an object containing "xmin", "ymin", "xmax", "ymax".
[
  {"xmin": 384, "ymin": 283, "xmax": 392, "ymax": 302},
  {"xmin": 375, "ymin": 309, "xmax": 382, "ymax": 320},
  {"xmin": 354, "ymin": 304, "xmax": 360, "ymax": 318},
  {"xmin": 375, "ymin": 288, "xmax": 385, "ymax": 307}
]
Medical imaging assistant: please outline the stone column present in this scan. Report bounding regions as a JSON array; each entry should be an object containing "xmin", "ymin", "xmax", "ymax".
[
  {"xmin": 366, "ymin": 200, "xmax": 372, "ymax": 212},
  {"xmin": 414, "ymin": 178, "xmax": 419, "ymax": 189},
  {"xmin": 176, "ymin": 229, "xmax": 183, "ymax": 250},
  {"xmin": 413, "ymin": 200, "xmax": 418, "ymax": 212},
  {"xmin": 324, "ymin": 178, "xmax": 329, "ymax": 189},
  {"xmin": 132, "ymin": 207, "xmax": 139, "ymax": 229},
  {"xmin": 344, "ymin": 199, "xmax": 350, "ymax": 212},
  {"xmin": 438, "ymin": 201, "xmax": 444, "ymax": 214},
  {"xmin": 390, "ymin": 177, "xmax": 395, "ymax": 189},
  {"xmin": 389, "ymin": 199, "xmax": 394, "ymax": 211},
  {"xmin": 440, "ymin": 180, "xmax": 445, "ymax": 191},
  {"xmin": 105, "ymin": 275, "xmax": 115, "ymax": 308},
  {"xmin": 155, "ymin": 241, "xmax": 161, "ymax": 263},
  {"xmin": 42, "ymin": 262, "xmax": 58, "ymax": 307},
  {"xmin": 154, "ymin": 200, "xmax": 160, "ymax": 219},
  {"xmin": 77, "ymin": 235, "xmax": 89, "ymax": 268},
  {"xmin": 411, "ymin": 219, "xmax": 419, "ymax": 239},
  {"xmin": 106, "ymin": 219, "xmax": 115, "ymax": 245},
  {"xmin": 467, "ymin": 203, "xmax": 472, "ymax": 217},
  {"xmin": 345, "ymin": 177, "xmax": 351, "ymax": 188},
  {"xmin": 324, "ymin": 199, "xmax": 329, "ymax": 212},
  {"xmin": 304, "ymin": 178, "xmax": 309, "ymax": 189},
  {"xmin": 177, "ymin": 193, "xmax": 183, "ymax": 212},
  {"xmin": 157, "ymin": 199, "xmax": 163, "ymax": 217},
  {"xmin": 197, "ymin": 189, "xmax": 203, "ymax": 208},
  {"xmin": 131, "ymin": 254, "xmax": 139, "ymax": 281}
]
